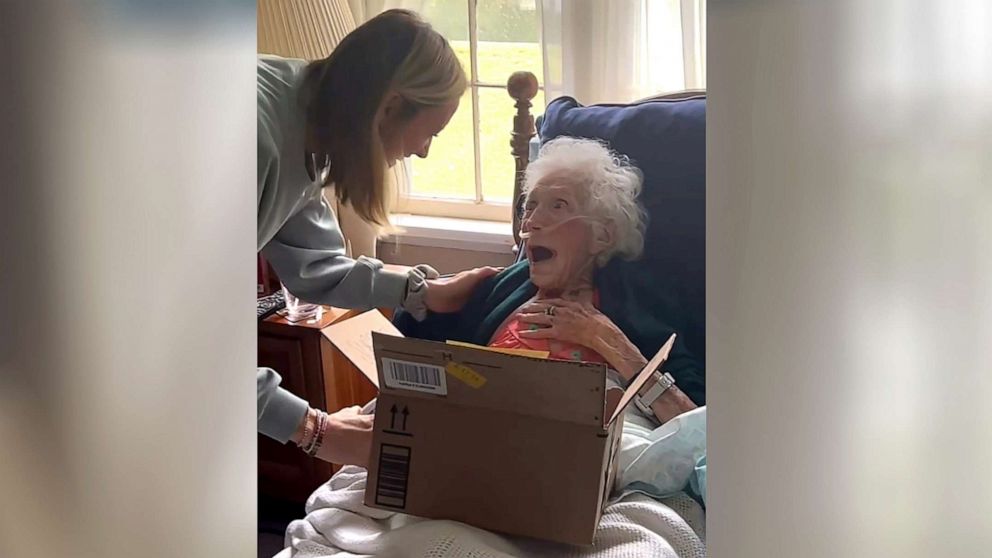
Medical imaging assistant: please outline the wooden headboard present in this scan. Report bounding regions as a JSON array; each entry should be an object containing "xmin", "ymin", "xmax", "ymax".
[
  {"xmin": 506, "ymin": 71, "xmax": 539, "ymax": 245},
  {"xmin": 506, "ymin": 71, "xmax": 705, "ymax": 245}
]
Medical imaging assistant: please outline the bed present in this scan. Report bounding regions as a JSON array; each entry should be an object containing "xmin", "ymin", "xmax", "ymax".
[{"xmin": 275, "ymin": 72, "xmax": 708, "ymax": 558}]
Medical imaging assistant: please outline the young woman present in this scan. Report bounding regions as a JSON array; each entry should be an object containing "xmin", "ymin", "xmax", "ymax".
[{"xmin": 257, "ymin": 10, "xmax": 497, "ymax": 467}]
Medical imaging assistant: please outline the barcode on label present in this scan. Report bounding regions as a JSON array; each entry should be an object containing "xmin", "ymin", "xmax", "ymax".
[
  {"xmin": 381, "ymin": 357, "xmax": 447, "ymax": 395},
  {"xmin": 375, "ymin": 444, "xmax": 411, "ymax": 509}
]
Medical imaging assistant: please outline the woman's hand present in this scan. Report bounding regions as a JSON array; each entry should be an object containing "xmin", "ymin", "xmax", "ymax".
[
  {"xmin": 519, "ymin": 299, "xmax": 698, "ymax": 424},
  {"xmin": 315, "ymin": 406, "xmax": 375, "ymax": 468},
  {"xmin": 423, "ymin": 266, "xmax": 501, "ymax": 313},
  {"xmin": 517, "ymin": 298, "xmax": 642, "ymax": 374},
  {"xmin": 518, "ymin": 298, "xmax": 697, "ymax": 424},
  {"xmin": 516, "ymin": 298, "xmax": 620, "ymax": 354}
]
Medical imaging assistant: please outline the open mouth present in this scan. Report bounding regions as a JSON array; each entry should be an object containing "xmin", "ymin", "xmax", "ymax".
[{"xmin": 529, "ymin": 245, "xmax": 556, "ymax": 263}]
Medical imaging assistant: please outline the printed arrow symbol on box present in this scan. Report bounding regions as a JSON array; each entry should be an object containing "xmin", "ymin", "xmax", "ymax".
[
  {"xmin": 401, "ymin": 406, "xmax": 409, "ymax": 431},
  {"xmin": 390, "ymin": 404, "xmax": 398, "ymax": 430}
]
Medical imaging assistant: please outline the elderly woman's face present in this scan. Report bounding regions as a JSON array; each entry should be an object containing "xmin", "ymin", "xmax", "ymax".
[{"xmin": 521, "ymin": 171, "xmax": 602, "ymax": 290}]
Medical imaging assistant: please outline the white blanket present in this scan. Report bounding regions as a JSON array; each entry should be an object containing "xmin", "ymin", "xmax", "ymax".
[
  {"xmin": 276, "ymin": 409, "xmax": 707, "ymax": 558},
  {"xmin": 278, "ymin": 467, "xmax": 704, "ymax": 558}
]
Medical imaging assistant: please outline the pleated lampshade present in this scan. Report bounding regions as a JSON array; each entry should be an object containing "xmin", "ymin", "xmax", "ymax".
[{"xmin": 257, "ymin": 0, "xmax": 357, "ymax": 60}]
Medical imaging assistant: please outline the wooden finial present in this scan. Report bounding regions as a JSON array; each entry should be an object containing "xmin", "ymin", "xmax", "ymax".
[
  {"xmin": 507, "ymin": 71, "xmax": 539, "ymax": 102},
  {"xmin": 507, "ymin": 71, "xmax": 539, "ymax": 245}
]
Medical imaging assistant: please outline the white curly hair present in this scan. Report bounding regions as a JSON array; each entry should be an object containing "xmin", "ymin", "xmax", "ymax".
[{"xmin": 523, "ymin": 137, "xmax": 647, "ymax": 266}]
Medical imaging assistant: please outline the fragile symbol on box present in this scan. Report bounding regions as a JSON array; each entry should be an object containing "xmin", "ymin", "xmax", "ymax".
[
  {"xmin": 381, "ymin": 357, "xmax": 448, "ymax": 395},
  {"xmin": 386, "ymin": 403, "xmax": 411, "ymax": 435}
]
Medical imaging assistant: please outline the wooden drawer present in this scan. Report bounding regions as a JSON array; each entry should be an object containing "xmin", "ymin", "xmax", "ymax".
[{"xmin": 258, "ymin": 306, "xmax": 391, "ymax": 504}]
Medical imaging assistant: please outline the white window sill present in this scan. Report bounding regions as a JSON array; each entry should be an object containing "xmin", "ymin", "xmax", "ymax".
[{"xmin": 385, "ymin": 214, "xmax": 515, "ymax": 254}]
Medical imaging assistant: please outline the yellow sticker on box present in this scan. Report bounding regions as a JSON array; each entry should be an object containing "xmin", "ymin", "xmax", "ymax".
[
  {"xmin": 445, "ymin": 361, "xmax": 487, "ymax": 388},
  {"xmin": 445, "ymin": 340, "xmax": 550, "ymax": 359}
]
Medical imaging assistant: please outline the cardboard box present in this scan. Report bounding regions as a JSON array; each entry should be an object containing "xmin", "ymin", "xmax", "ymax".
[{"xmin": 323, "ymin": 310, "xmax": 675, "ymax": 546}]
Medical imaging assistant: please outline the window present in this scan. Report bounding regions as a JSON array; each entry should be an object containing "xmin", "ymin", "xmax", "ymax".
[{"xmin": 396, "ymin": 0, "xmax": 545, "ymax": 222}]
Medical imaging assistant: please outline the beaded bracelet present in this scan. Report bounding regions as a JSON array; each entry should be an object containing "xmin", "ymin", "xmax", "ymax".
[
  {"xmin": 302, "ymin": 410, "xmax": 319, "ymax": 454},
  {"xmin": 306, "ymin": 411, "xmax": 328, "ymax": 457},
  {"xmin": 299, "ymin": 408, "xmax": 316, "ymax": 450}
]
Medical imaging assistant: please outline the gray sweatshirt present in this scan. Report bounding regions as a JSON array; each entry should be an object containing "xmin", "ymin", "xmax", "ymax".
[{"xmin": 256, "ymin": 55, "xmax": 430, "ymax": 443}]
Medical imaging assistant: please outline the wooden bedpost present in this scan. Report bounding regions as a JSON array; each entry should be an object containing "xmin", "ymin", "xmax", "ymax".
[{"xmin": 507, "ymin": 71, "xmax": 538, "ymax": 245}]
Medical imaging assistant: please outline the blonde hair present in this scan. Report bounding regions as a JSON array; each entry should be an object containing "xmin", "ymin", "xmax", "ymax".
[
  {"xmin": 302, "ymin": 10, "xmax": 466, "ymax": 225},
  {"xmin": 524, "ymin": 137, "xmax": 647, "ymax": 266}
]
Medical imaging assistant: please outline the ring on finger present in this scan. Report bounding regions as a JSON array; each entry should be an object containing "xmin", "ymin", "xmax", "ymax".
[{"xmin": 545, "ymin": 305, "xmax": 556, "ymax": 316}]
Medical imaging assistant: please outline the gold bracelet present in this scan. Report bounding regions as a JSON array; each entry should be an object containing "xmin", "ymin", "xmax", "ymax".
[
  {"xmin": 302, "ymin": 411, "xmax": 318, "ymax": 454},
  {"xmin": 298, "ymin": 407, "xmax": 316, "ymax": 450}
]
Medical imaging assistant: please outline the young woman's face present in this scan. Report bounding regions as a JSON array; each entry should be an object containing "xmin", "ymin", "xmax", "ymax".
[{"xmin": 379, "ymin": 95, "xmax": 460, "ymax": 166}]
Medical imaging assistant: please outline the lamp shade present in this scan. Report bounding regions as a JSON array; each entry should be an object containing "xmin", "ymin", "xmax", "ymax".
[{"xmin": 257, "ymin": 0, "xmax": 357, "ymax": 60}]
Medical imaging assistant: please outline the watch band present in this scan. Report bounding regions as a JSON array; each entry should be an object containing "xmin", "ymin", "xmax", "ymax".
[
  {"xmin": 401, "ymin": 264, "xmax": 440, "ymax": 321},
  {"xmin": 634, "ymin": 371, "xmax": 676, "ymax": 416}
]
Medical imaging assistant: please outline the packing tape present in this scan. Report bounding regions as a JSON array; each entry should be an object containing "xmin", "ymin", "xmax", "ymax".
[{"xmin": 445, "ymin": 361, "xmax": 487, "ymax": 388}]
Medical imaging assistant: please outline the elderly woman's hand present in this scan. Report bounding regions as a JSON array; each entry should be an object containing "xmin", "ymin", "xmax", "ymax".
[
  {"xmin": 518, "ymin": 298, "xmax": 698, "ymax": 424},
  {"xmin": 516, "ymin": 298, "xmax": 621, "ymax": 354}
]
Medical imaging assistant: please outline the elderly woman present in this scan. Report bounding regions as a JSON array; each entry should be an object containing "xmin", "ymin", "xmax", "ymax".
[
  {"xmin": 281, "ymin": 138, "xmax": 707, "ymax": 557},
  {"xmin": 398, "ymin": 137, "xmax": 702, "ymax": 423}
]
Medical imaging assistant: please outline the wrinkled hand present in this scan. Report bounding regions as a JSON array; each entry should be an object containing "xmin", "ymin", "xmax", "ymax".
[
  {"xmin": 516, "ymin": 298, "xmax": 619, "ymax": 351},
  {"xmin": 424, "ymin": 266, "xmax": 501, "ymax": 313},
  {"xmin": 518, "ymin": 299, "xmax": 698, "ymax": 424},
  {"xmin": 315, "ymin": 406, "xmax": 375, "ymax": 468}
]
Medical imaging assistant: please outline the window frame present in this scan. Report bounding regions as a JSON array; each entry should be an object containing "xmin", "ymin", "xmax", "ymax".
[{"xmin": 397, "ymin": 0, "xmax": 544, "ymax": 223}]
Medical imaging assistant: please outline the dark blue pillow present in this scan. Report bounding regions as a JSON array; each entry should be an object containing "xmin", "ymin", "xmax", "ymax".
[{"xmin": 537, "ymin": 95, "xmax": 706, "ymax": 364}]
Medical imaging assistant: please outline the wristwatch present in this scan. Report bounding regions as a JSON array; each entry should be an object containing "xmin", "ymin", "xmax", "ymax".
[
  {"xmin": 402, "ymin": 264, "xmax": 440, "ymax": 321},
  {"xmin": 633, "ymin": 370, "xmax": 676, "ymax": 416}
]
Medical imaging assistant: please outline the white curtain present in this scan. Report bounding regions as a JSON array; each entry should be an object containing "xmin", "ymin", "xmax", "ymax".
[
  {"xmin": 540, "ymin": 0, "xmax": 706, "ymax": 105},
  {"xmin": 350, "ymin": 1, "xmax": 706, "ymax": 105}
]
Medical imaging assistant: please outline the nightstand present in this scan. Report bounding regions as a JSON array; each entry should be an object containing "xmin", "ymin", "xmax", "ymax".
[{"xmin": 257, "ymin": 305, "xmax": 384, "ymax": 503}]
